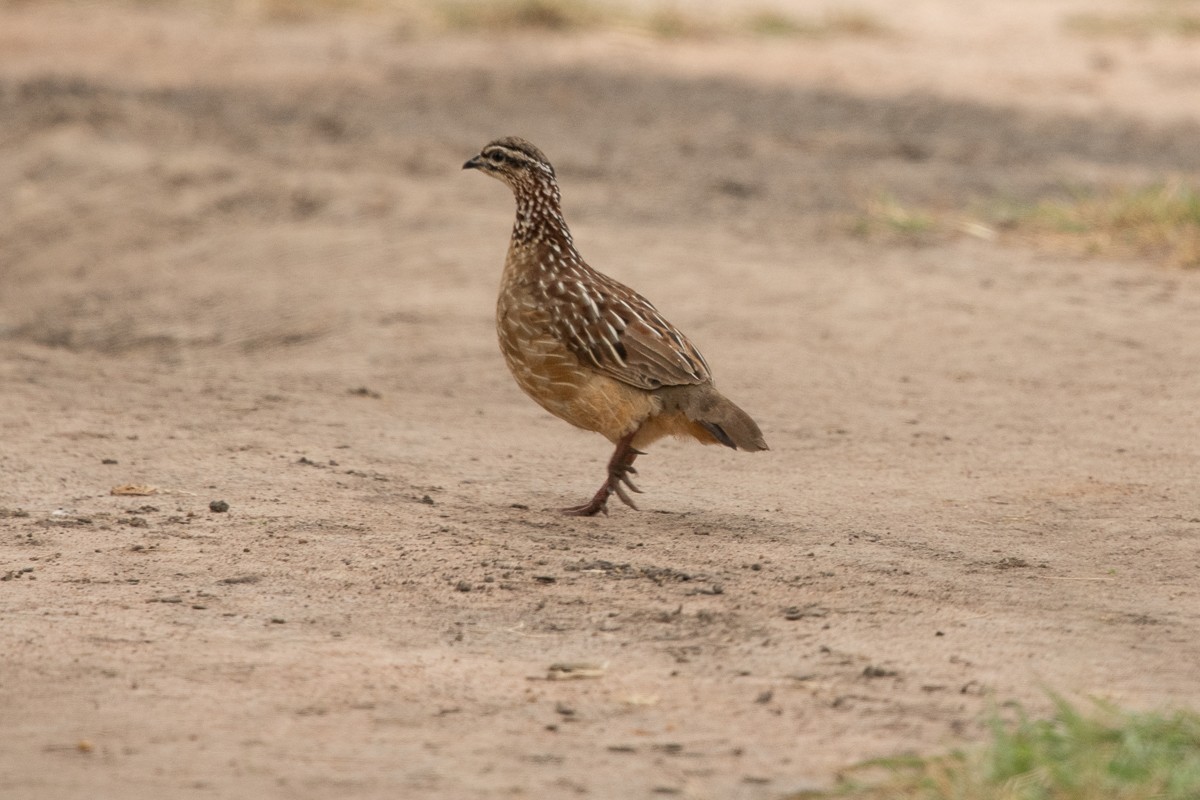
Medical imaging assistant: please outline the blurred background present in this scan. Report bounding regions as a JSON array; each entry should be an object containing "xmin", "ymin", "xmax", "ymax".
[
  {"xmin": 3, "ymin": 0, "xmax": 1199, "ymax": 366},
  {"xmin": 3, "ymin": 3, "xmax": 1200, "ymax": 799}
]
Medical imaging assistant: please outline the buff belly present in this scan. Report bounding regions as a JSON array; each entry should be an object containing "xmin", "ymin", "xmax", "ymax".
[
  {"xmin": 496, "ymin": 322, "xmax": 656, "ymax": 441},
  {"xmin": 495, "ymin": 286, "xmax": 723, "ymax": 449}
]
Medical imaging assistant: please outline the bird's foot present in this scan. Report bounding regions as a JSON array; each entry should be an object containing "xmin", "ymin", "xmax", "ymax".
[
  {"xmin": 559, "ymin": 433, "xmax": 645, "ymax": 516},
  {"xmin": 560, "ymin": 489, "xmax": 611, "ymax": 517},
  {"xmin": 561, "ymin": 502, "xmax": 606, "ymax": 516},
  {"xmin": 560, "ymin": 463, "xmax": 642, "ymax": 516},
  {"xmin": 610, "ymin": 462, "xmax": 641, "ymax": 509}
]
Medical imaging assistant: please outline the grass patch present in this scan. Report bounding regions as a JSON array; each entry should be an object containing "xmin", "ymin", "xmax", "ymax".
[
  {"xmin": 437, "ymin": 0, "xmax": 604, "ymax": 32},
  {"xmin": 798, "ymin": 697, "xmax": 1200, "ymax": 800},
  {"xmin": 31, "ymin": 0, "xmax": 893, "ymax": 39},
  {"xmin": 435, "ymin": 0, "xmax": 889, "ymax": 39},
  {"xmin": 1065, "ymin": 5, "xmax": 1200, "ymax": 39},
  {"xmin": 253, "ymin": 0, "xmax": 392, "ymax": 22},
  {"xmin": 745, "ymin": 8, "xmax": 892, "ymax": 38},
  {"xmin": 744, "ymin": 9, "xmax": 808, "ymax": 36},
  {"xmin": 851, "ymin": 193, "xmax": 940, "ymax": 242},
  {"xmin": 643, "ymin": 6, "xmax": 716, "ymax": 39},
  {"xmin": 998, "ymin": 183, "xmax": 1200, "ymax": 267},
  {"xmin": 816, "ymin": 9, "xmax": 892, "ymax": 38},
  {"xmin": 853, "ymin": 183, "xmax": 1200, "ymax": 267}
]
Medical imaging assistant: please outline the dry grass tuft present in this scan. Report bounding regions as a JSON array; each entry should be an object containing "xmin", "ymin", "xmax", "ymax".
[
  {"xmin": 643, "ymin": 6, "xmax": 717, "ymax": 38},
  {"xmin": 1002, "ymin": 182, "xmax": 1200, "ymax": 268},
  {"xmin": 854, "ymin": 183, "xmax": 1200, "ymax": 267},
  {"xmin": 437, "ymin": 1, "xmax": 892, "ymax": 38},
  {"xmin": 1065, "ymin": 5, "xmax": 1200, "ymax": 39},
  {"xmin": 437, "ymin": 0, "xmax": 603, "ymax": 32},
  {"xmin": 851, "ymin": 193, "xmax": 940, "ymax": 243},
  {"xmin": 1, "ymin": 0, "xmax": 894, "ymax": 39},
  {"xmin": 745, "ymin": 8, "xmax": 891, "ymax": 38},
  {"xmin": 819, "ymin": 9, "xmax": 891, "ymax": 37}
]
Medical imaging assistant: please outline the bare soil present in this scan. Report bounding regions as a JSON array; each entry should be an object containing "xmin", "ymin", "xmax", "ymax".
[{"xmin": 2, "ymin": 3, "xmax": 1199, "ymax": 798}]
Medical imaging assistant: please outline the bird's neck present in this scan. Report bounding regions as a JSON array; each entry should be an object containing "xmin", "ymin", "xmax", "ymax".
[{"xmin": 511, "ymin": 181, "xmax": 575, "ymax": 253}]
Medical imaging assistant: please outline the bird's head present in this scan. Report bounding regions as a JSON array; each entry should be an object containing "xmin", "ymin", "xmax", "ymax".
[{"xmin": 463, "ymin": 137, "xmax": 557, "ymax": 194}]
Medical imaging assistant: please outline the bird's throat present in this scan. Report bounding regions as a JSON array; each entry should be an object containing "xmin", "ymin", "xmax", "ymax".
[{"xmin": 511, "ymin": 184, "xmax": 572, "ymax": 249}]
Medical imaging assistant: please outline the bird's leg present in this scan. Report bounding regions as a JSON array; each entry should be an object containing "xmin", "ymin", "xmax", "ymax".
[
  {"xmin": 610, "ymin": 443, "xmax": 644, "ymax": 509},
  {"xmin": 561, "ymin": 432, "xmax": 643, "ymax": 516}
]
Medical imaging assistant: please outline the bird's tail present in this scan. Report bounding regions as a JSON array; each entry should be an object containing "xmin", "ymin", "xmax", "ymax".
[{"xmin": 660, "ymin": 385, "xmax": 769, "ymax": 452}]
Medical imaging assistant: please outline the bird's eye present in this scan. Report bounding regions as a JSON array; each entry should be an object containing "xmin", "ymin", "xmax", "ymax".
[{"xmin": 488, "ymin": 151, "xmax": 504, "ymax": 163}]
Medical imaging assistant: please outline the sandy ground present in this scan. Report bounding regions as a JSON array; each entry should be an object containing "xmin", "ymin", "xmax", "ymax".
[{"xmin": 2, "ymin": 2, "xmax": 1200, "ymax": 798}]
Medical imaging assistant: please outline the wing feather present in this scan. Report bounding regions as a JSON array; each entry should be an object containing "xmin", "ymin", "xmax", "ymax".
[{"xmin": 550, "ymin": 270, "xmax": 710, "ymax": 391}]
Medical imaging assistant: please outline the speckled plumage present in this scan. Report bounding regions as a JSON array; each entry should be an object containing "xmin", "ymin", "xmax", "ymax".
[{"xmin": 464, "ymin": 136, "xmax": 767, "ymax": 515}]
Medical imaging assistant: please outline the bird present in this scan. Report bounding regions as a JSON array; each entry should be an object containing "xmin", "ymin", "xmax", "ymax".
[{"xmin": 463, "ymin": 136, "xmax": 767, "ymax": 516}]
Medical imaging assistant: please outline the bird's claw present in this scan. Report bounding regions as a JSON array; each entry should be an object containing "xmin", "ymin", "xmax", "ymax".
[
  {"xmin": 559, "ymin": 433, "xmax": 644, "ymax": 516},
  {"xmin": 613, "ymin": 481, "xmax": 639, "ymax": 510}
]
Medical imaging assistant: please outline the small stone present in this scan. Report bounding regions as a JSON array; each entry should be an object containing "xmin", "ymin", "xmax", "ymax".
[{"xmin": 209, "ymin": 500, "xmax": 229, "ymax": 513}]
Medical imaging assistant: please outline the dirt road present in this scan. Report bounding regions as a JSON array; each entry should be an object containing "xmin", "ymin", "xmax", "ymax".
[{"xmin": 2, "ymin": 3, "xmax": 1199, "ymax": 798}]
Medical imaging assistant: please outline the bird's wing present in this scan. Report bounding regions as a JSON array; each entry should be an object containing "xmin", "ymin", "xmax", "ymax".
[{"xmin": 551, "ymin": 270, "xmax": 711, "ymax": 391}]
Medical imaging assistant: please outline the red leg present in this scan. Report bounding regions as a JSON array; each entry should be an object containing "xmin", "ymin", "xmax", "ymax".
[{"xmin": 561, "ymin": 432, "xmax": 643, "ymax": 516}]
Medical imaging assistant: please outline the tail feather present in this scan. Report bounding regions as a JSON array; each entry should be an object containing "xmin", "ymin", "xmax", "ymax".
[
  {"xmin": 661, "ymin": 385, "xmax": 769, "ymax": 452},
  {"xmin": 698, "ymin": 421, "xmax": 738, "ymax": 449}
]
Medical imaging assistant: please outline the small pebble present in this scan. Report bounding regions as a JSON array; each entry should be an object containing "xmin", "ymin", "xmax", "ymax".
[{"xmin": 209, "ymin": 500, "xmax": 229, "ymax": 513}]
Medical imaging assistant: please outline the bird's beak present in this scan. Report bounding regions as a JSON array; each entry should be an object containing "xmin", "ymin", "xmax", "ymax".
[{"xmin": 462, "ymin": 155, "xmax": 483, "ymax": 170}]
